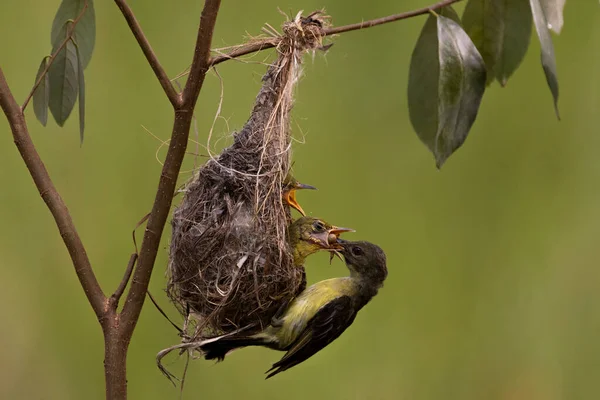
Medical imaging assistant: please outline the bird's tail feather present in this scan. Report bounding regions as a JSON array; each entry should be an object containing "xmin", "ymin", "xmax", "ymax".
[{"xmin": 200, "ymin": 334, "xmax": 267, "ymax": 361}]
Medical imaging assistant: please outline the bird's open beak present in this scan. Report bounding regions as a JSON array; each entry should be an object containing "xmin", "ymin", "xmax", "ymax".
[
  {"xmin": 311, "ymin": 226, "xmax": 355, "ymax": 249},
  {"xmin": 284, "ymin": 183, "xmax": 316, "ymax": 216},
  {"xmin": 329, "ymin": 226, "xmax": 354, "ymax": 237},
  {"xmin": 295, "ymin": 182, "xmax": 317, "ymax": 191},
  {"xmin": 285, "ymin": 190, "xmax": 306, "ymax": 216}
]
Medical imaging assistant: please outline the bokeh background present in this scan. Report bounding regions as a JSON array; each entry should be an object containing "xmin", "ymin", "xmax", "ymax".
[{"xmin": 1, "ymin": 1, "xmax": 599, "ymax": 399}]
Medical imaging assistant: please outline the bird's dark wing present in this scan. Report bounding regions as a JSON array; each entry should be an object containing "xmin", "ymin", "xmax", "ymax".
[{"xmin": 265, "ymin": 295, "xmax": 356, "ymax": 379}]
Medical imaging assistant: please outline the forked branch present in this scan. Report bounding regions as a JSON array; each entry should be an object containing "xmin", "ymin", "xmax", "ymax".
[{"xmin": 118, "ymin": 0, "xmax": 222, "ymax": 339}]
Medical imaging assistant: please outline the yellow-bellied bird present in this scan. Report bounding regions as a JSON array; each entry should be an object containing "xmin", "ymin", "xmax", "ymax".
[
  {"xmin": 199, "ymin": 239, "xmax": 388, "ymax": 379},
  {"xmin": 283, "ymin": 174, "xmax": 317, "ymax": 216}
]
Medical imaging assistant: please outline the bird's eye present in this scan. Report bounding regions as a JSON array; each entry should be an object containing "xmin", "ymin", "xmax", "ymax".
[
  {"xmin": 351, "ymin": 246, "xmax": 364, "ymax": 256},
  {"xmin": 312, "ymin": 221, "xmax": 326, "ymax": 232}
]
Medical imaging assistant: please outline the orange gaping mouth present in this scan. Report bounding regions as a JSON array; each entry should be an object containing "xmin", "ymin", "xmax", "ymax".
[
  {"xmin": 284, "ymin": 183, "xmax": 316, "ymax": 216},
  {"xmin": 285, "ymin": 190, "xmax": 306, "ymax": 216}
]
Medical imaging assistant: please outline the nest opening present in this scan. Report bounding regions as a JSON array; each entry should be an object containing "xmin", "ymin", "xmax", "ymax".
[{"xmin": 167, "ymin": 12, "xmax": 330, "ymax": 340}]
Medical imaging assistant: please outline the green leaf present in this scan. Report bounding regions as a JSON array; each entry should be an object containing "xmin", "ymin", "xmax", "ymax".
[
  {"xmin": 48, "ymin": 39, "xmax": 80, "ymax": 126},
  {"xmin": 76, "ymin": 44, "xmax": 85, "ymax": 144},
  {"xmin": 540, "ymin": 0, "xmax": 566, "ymax": 34},
  {"xmin": 408, "ymin": 10, "xmax": 487, "ymax": 168},
  {"xmin": 462, "ymin": 0, "xmax": 532, "ymax": 86},
  {"xmin": 530, "ymin": 0, "xmax": 560, "ymax": 119},
  {"xmin": 33, "ymin": 58, "xmax": 50, "ymax": 127},
  {"xmin": 408, "ymin": 15, "xmax": 439, "ymax": 154},
  {"xmin": 436, "ymin": 6, "xmax": 461, "ymax": 22},
  {"xmin": 51, "ymin": 0, "xmax": 95, "ymax": 68}
]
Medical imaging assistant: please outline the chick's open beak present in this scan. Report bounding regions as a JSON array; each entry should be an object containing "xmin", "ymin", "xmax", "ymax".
[
  {"xmin": 284, "ymin": 183, "xmax": 317, "ymax": 216},
  {"xmin": 285, "ymin": 190, "xmax": 305, "ymax": 216},
  {"xmin": 295, "ymin": 183, "xmax": 317, "ymax": 191},
  {"xmin": 329, "ymin": 226, "xmax": 354, "ymax": 237},
  {"xmin": 311, "ymin": 226, "xmax": 354, "ymax": 249}
]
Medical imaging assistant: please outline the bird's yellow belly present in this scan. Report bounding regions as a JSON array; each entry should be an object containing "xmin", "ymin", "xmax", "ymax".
[{"xmin": 274, "ymin": 277, "xmax": 354, "ymax": 347}]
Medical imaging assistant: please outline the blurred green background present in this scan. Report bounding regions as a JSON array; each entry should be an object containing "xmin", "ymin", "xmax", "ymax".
[{"xmin": 1, "ymin": 1, "xmax": 599, "ymax": 399}]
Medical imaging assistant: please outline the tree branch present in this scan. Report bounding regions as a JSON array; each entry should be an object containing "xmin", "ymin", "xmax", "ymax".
[
  {"xmin": 21, "ymin": 0, "xmax": 89, "ymax": 111},
  {"xmin": 118, "ymin": 0, "xmax": 222, "ymax": 340},
  {"xmin": 324, "ymin": 0, "xmax": 464, "ymax": 35},
  {"xmin": 182, "ymin": 0, "xmax": 223, "ymax": 107},
  {"xmin": 111, "ymin": 253, "xmax": 137, "ymax": 302},
  {"xmin": 0, "ymin": 67, "xmax": 106, "ymax": 319},
  {"xmin": 114, "ymin": 0, "xmax": 181, "ymax": 108},
  {"xmin": 208, "ymin": 0, "xmax": 464, "ymax": 67}
]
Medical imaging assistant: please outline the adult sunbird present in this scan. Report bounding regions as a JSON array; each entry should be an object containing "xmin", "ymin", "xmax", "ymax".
[
  {"xmin": 282, "ymin": 174, "xmax": 316, "ymax": 216},
  {"xmin": 199, "ymin": 239, "xmax": 388, "ymax": 379}
]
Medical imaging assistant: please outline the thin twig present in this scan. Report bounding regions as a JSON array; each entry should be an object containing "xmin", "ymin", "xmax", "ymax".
[
  {"xmin": 324, "ymin": 0, "xmax": 464, "ymax": 35},
  {"xmin": 0, "ymin": 67, "xmax": 106, "ymax": 318},
  {"xmin": 146, "ymin": 290, "xmax": 183, "ymax": 334},
  {"xmin": 208, "ymin": 0, "xmax": 464, "ymax": 67},
  {"xmin": 132, "ymin": 212, "xmax": 150, "ymax": 254},
  {"xmin": 119, "ymin": 0, "xmax": 222, "ymax": 339},
  {"xmin": 111, "ymin": 253, "xmax": 138, "ymax": 302},
  {"xmin": 114, "ymin": 0, "xmax": 181, "ymax": 108},
  {"xmin": 107, "ymin": 212, "xmax": 148, "ymax": 303},
  {"xmin": 209, "ymin": 38, "xmax": 278, "ymax": 67},
  {"xmin": 21, "ymin": 1, "xmax": 89, "ymax": 111}
]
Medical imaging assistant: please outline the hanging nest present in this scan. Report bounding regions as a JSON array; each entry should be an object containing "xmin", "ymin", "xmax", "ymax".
[{"xmin": 167, "ymin": 11, "xmax": 330, "ymax": 340}]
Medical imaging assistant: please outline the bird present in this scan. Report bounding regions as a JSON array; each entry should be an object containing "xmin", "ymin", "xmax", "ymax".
[
  {"xmin": 288, "ymin": 216, "xmax": 353, "ymax": 267},
  {"xmin": 282, "ymin": 173, "xmax": 317, "ymax": 216},
  {"xmin": 198, "ymin": 239, "xmax": 388, "ymax": 379},
  {"xmin": 287, "ymin": 216, "xmax": 354, "ymax": 295}
]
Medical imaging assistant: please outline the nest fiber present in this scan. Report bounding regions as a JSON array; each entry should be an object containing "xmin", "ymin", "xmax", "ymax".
[{"xmin": 168, "ymin": 13, "xmax": 328, "ymax": 339}]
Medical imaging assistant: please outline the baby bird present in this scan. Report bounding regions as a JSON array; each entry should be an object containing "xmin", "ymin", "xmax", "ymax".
[{"xmin": 282, "ymin": 174, "xmax": 316, "ymax": 216}]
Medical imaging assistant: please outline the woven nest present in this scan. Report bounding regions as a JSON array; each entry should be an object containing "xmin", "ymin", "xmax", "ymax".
[{"xmin": 168, "ymin": 12, "xmax": 330, "ymax": 340}]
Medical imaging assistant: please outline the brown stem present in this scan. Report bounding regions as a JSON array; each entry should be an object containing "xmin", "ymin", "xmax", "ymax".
[
  {"xmin": 118, "ymin": 0, "xmax": 222, "ymax": 341},
  {"xmin": 0, "ymin": 67, "xmax": 105, "ymax": 318},
  {"xmin": 209, "ymin": 0, "xmax": 464, "ymax": 67},
  {"xmin": 182, "ymin": 0, "xmax": 223, "ymax": 107},
  {"xmin": 103, "ymin": 312, "xmax": 128, "ymax": 400},
  {"xmin": 114, "ymin": 0, "xmax": 181, "ymax": 108},
  {"xmin": 21, "ymin": 0, "xmax": 89, "ymax": 111},
  {"xmin": 104, "ymin": 1, "xmax": 220, "ymax": 397}
]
